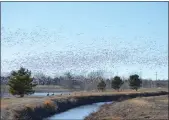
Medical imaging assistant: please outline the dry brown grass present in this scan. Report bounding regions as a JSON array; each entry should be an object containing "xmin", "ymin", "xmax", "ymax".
[
  {"xmin": 71, "ymin": 88, "xmax": 168, "ymax": 97},
  {"xmin": 44, "ymin": 99, "xmax": 55, "ymax": 107},
  {"xmin": 1, "ymin": 88, "xmax": 167, "ymax": 109},
  {"xmin": 1, "ymin": 89, "xmax": 168, "ymax": 120},
  {"xmin": 1, "ymin": 104, "xmax": 8, "ymax": 109},
  {"xmin": 157, "ymin": 99, "xmax": 168, "ymax": 103},
  {"xmin": 102, "ymin": 116, "xmax": 122, "ymax": 120},
  {"xmin": 70, "ymin": 90, "xmax": 138, "ymax": 97},
  {"xmin": 1, "ymin": 97, "xmax": 44, "ymax": 105},
  {"xmin": 128, "ymin": 99, "xmax": 150, "ymax": 106},
  {"xmin": 25, "ymin": 104, "xmax": 35, "ymax": 110},
  {"xmin": 85, "ymin": 95, "xmax": 168, "ymax": 120}
]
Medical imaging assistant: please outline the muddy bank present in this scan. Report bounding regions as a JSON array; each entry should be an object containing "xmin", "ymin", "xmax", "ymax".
[{"xmin": 1, "ymin": 91, "xmax": 168, "ymax": 120}]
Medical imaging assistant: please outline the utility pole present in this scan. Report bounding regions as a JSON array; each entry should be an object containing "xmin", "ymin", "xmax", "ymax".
[{"xmin": 155, "ymin": 72, "xmax": 157, "ymax": 88}]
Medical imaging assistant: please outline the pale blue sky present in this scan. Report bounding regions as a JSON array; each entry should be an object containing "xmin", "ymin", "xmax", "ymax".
[{"xmin": 1, "ymin": 2, "xmax": 168, "ymax": 79}]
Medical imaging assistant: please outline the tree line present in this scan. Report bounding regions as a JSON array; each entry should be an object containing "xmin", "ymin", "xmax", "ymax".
[{"xmin": 1, "ymin": 67, "xmax": 168, "ymax": 97}]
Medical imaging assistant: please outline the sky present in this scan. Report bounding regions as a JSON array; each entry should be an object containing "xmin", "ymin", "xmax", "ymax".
[{"xmin": 1, "ymin": 2, "xmax": 168, "ymax": 79}]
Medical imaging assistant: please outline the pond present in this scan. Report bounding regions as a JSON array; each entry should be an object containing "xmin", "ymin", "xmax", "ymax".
[
  {"xmin": 31, "ymin": 92, "xmax": 71, "ymax": 97},
  {"xmin": 1, "ymin": 92, "xmax": 71, "ymax": 98},
  {"xmin": 45, "ymin": 101, "xmax": 112, "ymax": 120}
]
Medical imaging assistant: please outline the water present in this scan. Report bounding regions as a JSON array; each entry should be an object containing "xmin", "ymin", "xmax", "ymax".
[
  {"xmin": 1, "ymin": 92, "xmax": 71, "ymax": 98},
  {"xmin": 31, "ymin": 92, "xmax": 71, "ymax": 97},
  {"xmin": 46, "ymin": 101, "xmax": 112, "ymax": 120}
]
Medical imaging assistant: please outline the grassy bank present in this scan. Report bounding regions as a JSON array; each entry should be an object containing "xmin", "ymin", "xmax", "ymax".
[
  {"xmin": 1, "ymin": 89, "xmax": 168, "ymax": 120},
  {"xmin": 85, "ymin": 95, "xmax": 168, "ymax": 120}
]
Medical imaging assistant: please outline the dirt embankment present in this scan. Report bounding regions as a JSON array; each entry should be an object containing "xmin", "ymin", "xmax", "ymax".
[
  {"xmin": 1, "ymin": 91, "xmax": 168, "ymax": 120},
  {"xmin": 85, "ymin": 95, "xmax": 168, "ymax": 120}
]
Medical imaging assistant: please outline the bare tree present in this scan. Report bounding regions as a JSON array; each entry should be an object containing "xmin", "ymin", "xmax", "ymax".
[{"xmin": 64, "ymin": 72, "xmax": 74, "ymax": 89}]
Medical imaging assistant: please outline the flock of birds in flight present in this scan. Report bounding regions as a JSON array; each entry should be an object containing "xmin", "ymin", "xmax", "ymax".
[{"xmin": 1, "ymin": 25, "xmax": 167, "ymax": 76}]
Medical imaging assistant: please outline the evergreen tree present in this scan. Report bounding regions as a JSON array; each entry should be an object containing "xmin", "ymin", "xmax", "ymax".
[
  {"xmin": 8, "ymin": 67, "xmax": 37, "ymax": 97},
  {"xmin": 111, "ymin": 76, "xmax": 124, "ymax": 91},
  {"xmin": 128, "ymin": 74, "xmax": 142, "ymax": 91}
]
